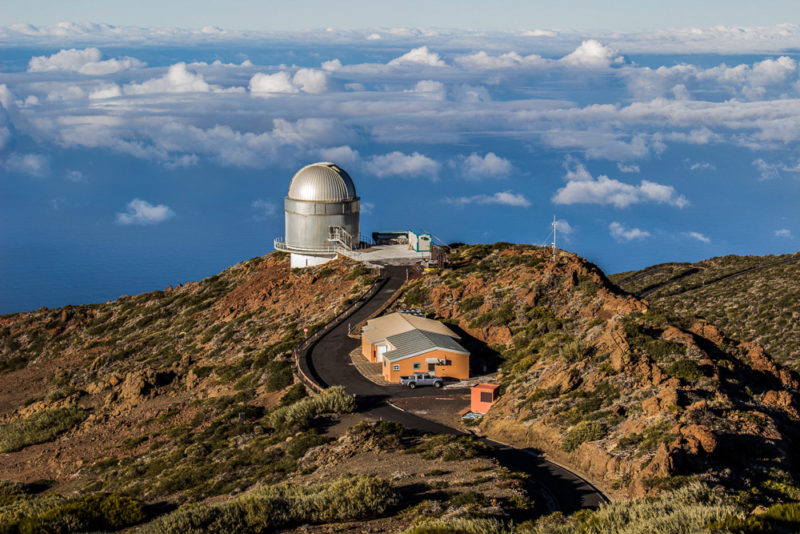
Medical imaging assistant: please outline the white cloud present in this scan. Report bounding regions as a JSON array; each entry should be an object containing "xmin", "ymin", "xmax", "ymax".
[
  {"xmin": 688, "ymin": 161, "xmax": 716, "ymax": 171},
  {"xmin": 685, "ymin": 231, "xmax": 711, "ymax": 243},
  {"xmin": 249, "ymin": 69, "xmax": 327, "ymax": 95},
  {"xmin": 454, "ymin": 51, "xmax": 545, "ymax": 69},
  {"xmin": 319, "ymin": 145, "xmax": 359, "ymax": 165},
  {"xmin": 617, "ymin": 162, "xmax": 640, "ymax": 173},
  {"xmin": 609, "ymin": 221, "xmax": 650, "ymax": 242},
  {"xmin": 361, "ymin": 201, "xmax": 375, "ymax": 215},
  {"xmin": 388, "ymin": 46, "xmax": 445, "ymax": 67},
  {"xmin": 249, "ymin": 71, "xmax": 296, "ymax": 95},
  {"xmin": 251, "ymin": 199, "xmax": 277, "ymax": 220},
  {"xmin": 272, "ymin": 118, "xmax": 348, "ymax": 146},
  {"xmin": 753, "ymin": 158, "xmax": 800, "ymax": 180},
  {"xmin": 461, "ymin": 152, "xmax": 512, "ymax": 179},
  {"xmin": 28, "ymin": 47, "xmax": 144, "ymax": 75},
  {"xmin": 292, "ymin": 68, "xmax": 327, "ymax": 94},
  {"xmin": 65, "ymin": 170, "xmax": 86, "ymax": 182},
  {"xmin": 553, "ymin": 163, "xmax": 688, "ymax": 208},
  {"xmin": 555, "ymin": 219, "xmax": 575, "ymax": 237},
  {"xmin": 5, "ymin": 153, "xmax": 49, "ymax": 177},
  {"xmin": 321, "ymin": 59, "xmax": 342, "ymax": 71},
  {"xmin": 88, "ymin": 84, "xmax": 122, "ymax": 100},
  {"xmin": 115, "ymin": 198, "xmax": 175, "ymax": 225},
  {"xmin": 125, "ymin": 63, "xmax": 212, "ymax": 94},
  {"xmin": 448, "ymin": 190, "xmax": 530, "ymax": 207},
  {"xmin": 0, "ymin": 84, "xmax": 15, "ymax": 109},
  {"xmin": 366, "ymin": 151, "xmax": 440, "ymax": 178},
  {"xmin": 561, "ymin": 40, "xmax": 622, "ymax": 68},
  {"xmin": 775, "ymin": 228, "xmax": 793, "ymax": 238},
  {"xmin": 46, "ymin": 85, "xmax": 85, "ymax": 101},
  {"xmin": 407, "ymin": 80, "xmax": 446, "ymax": 99}
]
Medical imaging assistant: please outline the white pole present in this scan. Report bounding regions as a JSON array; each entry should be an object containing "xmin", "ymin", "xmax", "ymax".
[{"xmin": 552, "ymin": 215, "xmax": 557, "ymax": 262}]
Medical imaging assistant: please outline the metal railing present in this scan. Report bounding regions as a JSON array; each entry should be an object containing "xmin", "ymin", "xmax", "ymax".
[{"xmin": 274, "ymin": 237, "xmax": 338, "ymax": 254}]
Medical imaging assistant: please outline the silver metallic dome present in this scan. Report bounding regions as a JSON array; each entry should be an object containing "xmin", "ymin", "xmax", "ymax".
[{"xmin": 287, "ymin": 162, "xmax": 356, "ymax": 202}]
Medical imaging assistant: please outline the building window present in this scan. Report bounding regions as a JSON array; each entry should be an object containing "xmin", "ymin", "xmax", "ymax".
[
  {"xmin": 383, "ymin": 360, "xmax": 386, "ymax": 367},
  {"xmin": 393, "ymin": 364, "xmax": 400, "ymax": 371},
  {"xmin": 480, "ymin": 392, "xmax": 493, "ymax": 403},
  {"xmin": 413, "ymin": 363, "xmax": 421, "ymax": 370}
]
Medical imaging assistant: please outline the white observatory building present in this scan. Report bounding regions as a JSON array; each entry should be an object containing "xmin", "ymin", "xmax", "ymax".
[{"xmin": 274, "ymin": 162, "xmax": 360, "ymax": 268}]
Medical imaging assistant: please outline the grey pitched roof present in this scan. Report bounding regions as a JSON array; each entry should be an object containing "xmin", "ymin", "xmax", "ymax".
[{"xmin": 384, "ymin": 329, "xmax": 469, "ymax": 362}]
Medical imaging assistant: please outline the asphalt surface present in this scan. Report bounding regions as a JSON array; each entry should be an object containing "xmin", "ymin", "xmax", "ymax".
[{"xmin": 305, "ymin": 266, "xmax": 607, "ymax": 515}]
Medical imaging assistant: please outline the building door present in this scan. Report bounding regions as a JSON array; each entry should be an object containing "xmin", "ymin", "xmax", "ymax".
[
  {"xmin": 376, "ymin": 345, "xmax": 387, "ymax": 362},
  {"xmin": 428, "ymin": 363, "xmax": 436, "ymax": 375}
]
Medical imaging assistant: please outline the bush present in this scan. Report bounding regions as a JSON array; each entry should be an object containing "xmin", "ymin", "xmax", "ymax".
[
  {"xmin": 286, "ymin": 430, "xmax": 330, "ymax": 459},
  {"xmin": 139, "ymin": 475, "xmax": 399, "ymax": 533},
  {"xmin": 267, "ymin": 386, "xmax": 354, "ymax": 430},
  {"xmin": 408, "ymin": 434, "xmax": 487, "ymax": 461},
  {"xmin": 562, "ymin": 422, "xmax": 605, "ymax": 452},
  {"xmin": 279, "ymin": 383, "xmax": 308, "ymax": 406},
  {"xmin": 666, "ymin": 359, "xmax": 703, "ymax": 382},
  {"xmin": 458, "ymin": 296, "xmax": 485, "ymax": 313},
  {"xmin": 265, "ymin": 360, "xmax": 294, "ymax": 391},
  {"xmin": 404, "ymin": 285, "xmax": 431, "ymax": 307},
  {"xmin": 0, "ymin": 492, "xmax": 145, "ymax": 532},
  {"xmin": 534, "ymin": 482, "xmax": 738, "ymax": 534},
  {"xmin": 0, "ymin": 406, "xmax": 88, "ymax": 453},
  {"xmin": 403, "ymin": 518, "xmax": 507, "ymax": 534}
]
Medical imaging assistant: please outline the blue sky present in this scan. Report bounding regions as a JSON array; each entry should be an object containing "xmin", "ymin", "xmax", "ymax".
[
  {"xmin": 1, "ymin": 19, "xmax": 799, "ymax": 313},
  {"xmin": 2, "ymin": 1, "xmax": 800, "ymax": 32}
]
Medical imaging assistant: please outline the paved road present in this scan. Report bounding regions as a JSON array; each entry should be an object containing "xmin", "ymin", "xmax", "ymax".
[{"xmin": 305, "ymin": 266, "xmax": 607, "ymax": 515}]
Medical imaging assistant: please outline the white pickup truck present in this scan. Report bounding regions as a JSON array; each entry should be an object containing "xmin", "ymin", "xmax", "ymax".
[{"xmin": 399, "ymin": 372, "xmax": 443, "ymax": 389}]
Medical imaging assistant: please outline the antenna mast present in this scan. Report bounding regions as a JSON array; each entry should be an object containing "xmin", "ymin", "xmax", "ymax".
[{"xmin": 551, "ymin": 215, "xmax": 557, "ymax": 262}]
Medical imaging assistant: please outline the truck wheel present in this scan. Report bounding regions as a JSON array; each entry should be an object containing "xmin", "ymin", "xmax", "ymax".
[
  {"xmin": 434, "ymin": 381, "xmax": 442, "ymax": 388},
  {"xmin": 408, "ymin": 382, "xmax": 416, "ymax": 389}
]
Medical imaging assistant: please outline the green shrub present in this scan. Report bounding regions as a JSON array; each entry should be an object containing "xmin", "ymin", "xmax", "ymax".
[
  {"xmin": 535, "ymin": 482, "xmax": 738, "ymax": 534},
  {"xmin": 666, "ymin": 359, "xmax": 703, "ymax": 382},
  {"xmin": 449, "ymin": 491, "xmax": 490, "ymax": 508},
  {"xmin": 0, "ymin": 406, "xmax": 88, "ymax": 453},
  {"xmin": 286, "ymin": 430, "xmax": 330, "ymax": 459},
  {"xmin": 268, "ymin": 386, "xmax": 354, "ymax": 430},
  {"xmin": 408, "ymin": 435, "xmax": 487, "ymax": 461},
  {"xmin": 458, "ymin": 296, "xmax": 485, "ymax": 313},
  {"xmin": 265, "ymin": 360, "xmax": 294, "ymax": 391},
  {"xmin": 404, "ymin": 285, "xmax": 431, "ymax": 307},
  {"xmin": 348, "ymin": 420, "xmax": 405, "ymax": 450},
  {"xmin": 403, "ymin": 518, "xmax": 507, "ymax": 534},
  {"xmin": 0, "ymin": 492, "xmax": 145, "ymax": 533},
  {"xmin": 279, "ymin": 383, "xmax": 308, "ymax": 406},
  {"xmin": 558, "ymin": 340, "xmax": 588, "ymax": 363},
  {"xmin": 562, "ymin": 422, "xmax": 605, "ymax": 452},
  {"xmin": 139, "ymin": 475, "xmax": 398, "ymax": 533}
]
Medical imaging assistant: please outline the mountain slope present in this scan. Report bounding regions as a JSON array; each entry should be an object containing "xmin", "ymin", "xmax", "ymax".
[
  {"xmin": 609, "ymin": 252, "xmax": 800, "ymax": 369},
  {"xmin": 396, "ymin": 244, "xmax": 800, "ymax": 502}
]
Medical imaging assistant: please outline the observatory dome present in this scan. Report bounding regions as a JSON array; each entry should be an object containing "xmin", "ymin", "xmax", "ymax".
[{"xmin": 287, "ymin": 162, "xmax": 356, "ymax": 202}]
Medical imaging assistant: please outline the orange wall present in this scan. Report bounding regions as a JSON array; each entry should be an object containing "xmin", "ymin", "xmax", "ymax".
[
  {"xmin": 361, "ymin": 336, "xmax": 373, "ymax": 361},
  {"xmin": 382, "ymin": 348, "xmax": 469, "ymax": 382},
  {"xmin": 471, "ymin": 385, "xmax": 499, "ymax": 414}
]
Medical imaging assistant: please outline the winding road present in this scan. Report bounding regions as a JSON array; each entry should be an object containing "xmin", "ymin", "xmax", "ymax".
[{"xmin": 301, "ymin": 266, "xmax": 607, "ymax": 515}]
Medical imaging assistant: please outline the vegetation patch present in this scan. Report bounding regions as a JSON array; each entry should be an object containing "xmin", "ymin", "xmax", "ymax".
[
  {"xmin": 561, "ymin": 422, "xmax": 605, "ymax": 452},
  {"xmin": 0, "ymin": 405, "xmax": 88, "ymax": 453},
  {"xmin": 139, "ymin": 475, "xmax": 399, "ymax": 533},
  {"xmin": 408, "ymin": 435, "xmax": 488, "ymax": 461}
]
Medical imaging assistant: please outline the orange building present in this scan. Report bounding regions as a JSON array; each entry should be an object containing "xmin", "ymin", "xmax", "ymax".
[
  {"xmin": 471, "ymin": 383, "xmax": 499, "ymax": 414},
  {"xmin": 361, "ymin": 312, "xmax": 470, "ymax": 383}
]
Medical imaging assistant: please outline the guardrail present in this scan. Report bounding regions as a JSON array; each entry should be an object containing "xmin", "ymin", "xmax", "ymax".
[{"xmin": 292, "ymin": 268, "xmax": 389, "ymax": 394}]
